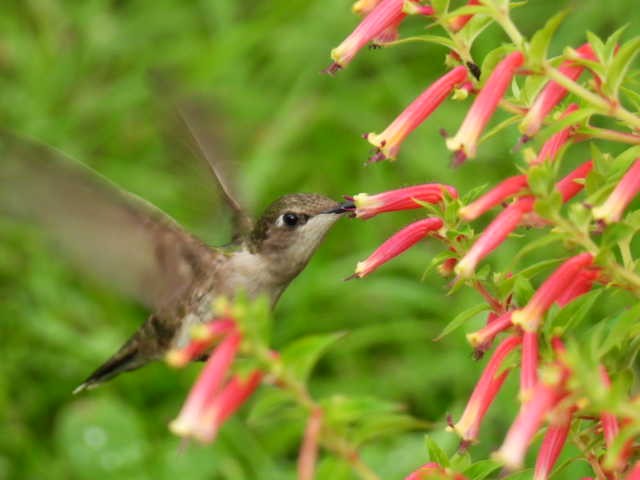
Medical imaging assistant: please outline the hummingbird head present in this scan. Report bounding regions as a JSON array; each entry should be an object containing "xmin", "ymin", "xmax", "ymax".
[{"xmin": 248, "ymin": 193, "xmax": 349, "ymax": 279}]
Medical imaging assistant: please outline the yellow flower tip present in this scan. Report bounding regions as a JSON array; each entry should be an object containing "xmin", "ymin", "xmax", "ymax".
[
  {"xmin": 458, "ymin": 205, "xmax": 474, "ymax": 221},
  {"xmin": 354, "ymin": 260, "xmax": 370, "ymax": 278},
  {"xmin": 491, "ymin": 450, "xmax": 521, "ymax": 472},
  {"xmin": 168, "ymin": 418, "xmax": 190, "ymax": 437},
  {"xmin": 511, "ymin": 309, "xmax": 539, "ymax": 332},
  {"xmin": 454, "ymin": 257, "xmax": 475, "ymax": 279},
  {"xmin": 366, "ymin": 132, "xmax": 384, "ymax": 149},
  {"xmin": 445, "ymin": 135, "xmax": 463, "ymax": 152},
  {"xmin": 402, "ymin": 0, "xmax": 421, "ymax": 14},
  {"xmin": 592, "ymin": 204, "xmax": 614, "ymax": 224},
  {"xmin": 452, "ymin": 87, "xmax": 469, "ymax": 101},
  {"xmin": 166, "ymin": 350, "xmax": 188, "ymax": 368},
  {"xmin": 466, "ymin": 331, "xmax": 481, "ymax": 348}
]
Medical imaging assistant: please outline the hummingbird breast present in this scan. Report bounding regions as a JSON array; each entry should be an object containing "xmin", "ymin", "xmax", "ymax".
[{"xmin": 170, "ymin": 247, "xmax": 287, "ymax": 348}]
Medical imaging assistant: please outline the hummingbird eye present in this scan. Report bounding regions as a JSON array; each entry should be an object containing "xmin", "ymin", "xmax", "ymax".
[{"xmin": 282, "ymin": 212, "xmax": 300, "ymax": 227}]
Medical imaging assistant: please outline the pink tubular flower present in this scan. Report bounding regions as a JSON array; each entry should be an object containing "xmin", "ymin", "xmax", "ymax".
[
  {"xmin": 494, "ymin": 366, "xmax": 568, "ymax": 470},
  {"xmin": 533, "ymin": 407, "xmax": 574, "ymax": 480},
  {"xmin": 521, "ymin": 331, "xmax": 539, "ymax": 398},
  {"xmin": 520, "ymin": 44, "xmax": 596, "ymax": 138},
  {"xmin": 531, "ymin": 104, "xmax": 579, "ymax": 165},
  {"xmin": 455, "ymin": 196, "xmax": 534, "ymax": 278},
  {"xmin": 327, "ymin": 0, "xmax": 406, "ymax": 73},
  {"xmin": 627, "ymin": 463, "xmax": 640, "ymax": 480},
  {"xmin": 351, "ymin": 217, "xmax": 443, "ymax": 278},
  {"xmin": 194, "ymin": 369, "xmax": 263, "ymax": 442},
  {"xmin": 352, "ymin": 0, "xmax": 381, "ymax": 15},
  {"xmin": 350, "ymin": 184, "xmax": 458, "ymax": 219},
  {"xmin": 169, "ymin": 331, "xmax": 244, "ymax": 441},
  {"xmin": 166, "ymin": 318, "xmax": 237, "ymax": 367},
  {"xmin": 452, "ymin": 335, "xmax": 522, "ymax": 444},
  {"xmin": 405, "ymin": 463, "xmax": 467, "ymax": 480},
  {"xmin": 556, "ymin": 160, "xmax": 593, "ymax": 202},
  {"xmin": 366, "ymin": 66, "xmax": 469, "ymax": 161},
  {"xmin": 511, "ymin": 253, "xmax": 595, "ymax": 332},
  {"xmin": 599, "ymin": 366, "xmax": 619, "ymax": 448},
  {"xmin": 448, "ymin": 0, "xmax": 481, "ymax": 31},
  {"xmin": 466, "ymin": 312, "xmax": 514, "ymax": 349},
  {"xmin": 593, "ymin": 158, "xmax": 640, "ymax": 224},
  {"xmin": 555, "ymin": 267, "xmax": 599, "ymax": 306},
  {"xmin": 459, "ymin": 175, "xmax": 528, "ymax": 221},
  {"xmin": 446, "ymin": 51, "xmax": 525, "ymax": 163}
]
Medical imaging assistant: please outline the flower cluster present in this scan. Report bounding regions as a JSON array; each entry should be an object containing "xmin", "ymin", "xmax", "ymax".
[
  {"xmin": 167, "ymin": 317, "xmax": 263, "ymax": 443},
  {"xmin": 345, "ymin": 184, "xmax": 456, "ymax": 278},
  {"xmin": 329, "ymin": 1, "xmax": 640, "ymax": 479}
]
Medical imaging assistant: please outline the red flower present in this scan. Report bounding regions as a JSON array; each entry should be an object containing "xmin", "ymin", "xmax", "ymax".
[
  {"xmin": 446, "ymin": 51, "xmax": 525, "ymax": 163},
  {"xmin": 466, "ymin": 312, "xmax": 514, "ymax": 350},
  {"xmin": 365, "ymin": 66, "xmax": 469, "ymax": 161},
  {"xmin": 626, "ymin": 463, "xmax": 640, "ymax": 480},
  {"xmin": 531, "ymin": 103, "xmax": 579, "ymax": 165},
  {"xmin": 520, "ymin": 44, "xmax": 596, "ymax": 138},
  {"xmin": 351, "ymin": 217, "xmax": 443, "ymax": 278},
  {"xmin": 327, "ymin": 0, "xmax": 407, "ymax": 73},
  {"xmin": 405, "ymin": 463, "xmax": 467, "ymax": 480},
  {"xmin": 350, "ymin": 184, "xmax": 458, "ymax": 219},
  {"xmin": 520, "ymin": 331, "xmax": 539, "ymax": 398},
  {"xmin": 555, "ymin": 267, "xmax": 599, "ymax": 306},
  {"xmin": 533, "ymin": 407, "xmax": 574, "ymax": 480},
  {"xmin": 459, "ymin": 174, "xmax": 528, "ymax": 221},
  {"xmin": 448, "ymin": 0, "xmax": 481, "ymax": 32},
  {"xmin": 494, "ymin": 365, "xmax": 569, "ymax": 470},
  {"xmin": 452, "ymin": 335, "xmax": 522, "ymax": 443},
  {"xmin": 170, "ymin": 330, "xmax": 244, "ymax": 441},
  {"xmin": 511, "ymin": 253, "xmax": 595, "ymax": 332},
  {"xmin": 166, "ymin": 318, "xmax": 236, "ymax": 367},
  {"xmin": 455, "ymin": 196, "xmax": 534, "ymax": 278},
  {"xmin": 555, "ymin": 160, "xmax": 593, "ymax": 202},
  {"xmin": 593, "ymin": 158, "xmax": 640, "ymax": 224}
]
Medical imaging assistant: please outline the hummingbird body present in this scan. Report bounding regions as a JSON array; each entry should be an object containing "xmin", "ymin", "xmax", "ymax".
[{"xmin": 0, "ymin": 129, "xmax": 346, "ymax": 392}]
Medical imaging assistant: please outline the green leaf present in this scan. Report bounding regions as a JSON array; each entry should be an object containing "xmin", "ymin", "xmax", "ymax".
[
  {"xmin": 281, "ymin": 332, "xmax": 345, "ymax": 383},
  {"xmin": 386, "ymin": 35, "xmax": 456, "ymax": 50},
  {"xmin": 586, "ymin": 31, "xmax": 606, "ymax": 62},
  {"xmin": 247, "ymin": 387, "xmax": 298, "ymax": 425},
  {"xmin": 434, "ymin": 303, "xmax": 489, "ymax": 341},
  {"xmin": 463, "ymin": 459, "xmax": 502, "ymax": 480},
  {"xmin": 598, "ymin": 303, "xmax": 640, "ymax": 356},
  {"xmin": 354, "ymin": 413, "xmax": 426, "ymax": 445},
  {"xmin": 604, "ymin": 36, "xmax": 640, "ymax": 98},
  {"xmin": 528, "ymin": 10, "xmax": 569, "ymax": 67},
  {"xmin": 536, "ymin": 108, "xmax": 595, "ymax": 139},
  {"xmin": 547, "ymin": 289, "xmax": 603, "ymax": 334},
  {"xmin": 425, "ymin": 435, "xmax": 450, "ymax": 467},
  {"xmin": 603, "ymin": 25, "xmax": 629, "ymax": 63},
  {"xmin": 431, "ymin": 0, "xmax": 450, "ymax": 14},
  {"xmin": 458, "ymin": 15, "xmax": 494, "ymax": 46},
  {"xmin": 480, "ymin": 46, "xmax": 514, "ymax": 85}
]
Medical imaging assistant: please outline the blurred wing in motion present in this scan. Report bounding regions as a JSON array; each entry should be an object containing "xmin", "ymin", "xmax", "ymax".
[
  {"xmin": 175, "ymin": 100, "xmax": 254, "ymax": 241},
  {"xmin": 0, "ymin": 130, "xmax": 216, "ymax": 310}
]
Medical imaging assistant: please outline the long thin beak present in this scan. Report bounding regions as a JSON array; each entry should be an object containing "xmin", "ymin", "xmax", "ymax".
[{"xmin": 322, "ymin": 200, "xmax": 355, "ymax": 214}]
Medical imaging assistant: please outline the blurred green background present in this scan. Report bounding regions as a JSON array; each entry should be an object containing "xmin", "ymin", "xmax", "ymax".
[{"xmin": 1, "ymin": 1, "xmax": 639, "ymax": 479}]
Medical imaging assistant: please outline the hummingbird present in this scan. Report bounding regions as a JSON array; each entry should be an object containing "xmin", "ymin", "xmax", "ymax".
[{"xmin": 0, "ymin": 111, "xmax": 351, "ymax": 393}]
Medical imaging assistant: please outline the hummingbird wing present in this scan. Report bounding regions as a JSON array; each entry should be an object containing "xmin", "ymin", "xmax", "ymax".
[
  {"xmin": 174, "ymin": 101, "xmax": 254, "ymax": 241},
  {"xmin": 0, "ymin": 130, "xmax": 216, "ymax": 310}
]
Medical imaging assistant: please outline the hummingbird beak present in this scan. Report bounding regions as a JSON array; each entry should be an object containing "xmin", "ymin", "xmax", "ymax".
[{"xmin": 322, "ymin": 200, "xmax": 355, "ymax": 215}]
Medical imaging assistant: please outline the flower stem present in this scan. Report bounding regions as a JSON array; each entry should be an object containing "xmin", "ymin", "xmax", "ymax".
[
  {"xmin": 544, "ymin": 63, "xmax": 640, "ymax": 130},
  {"xmin": 251, "ymin": 345, "xmax": 382, "ymax": 480}
]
